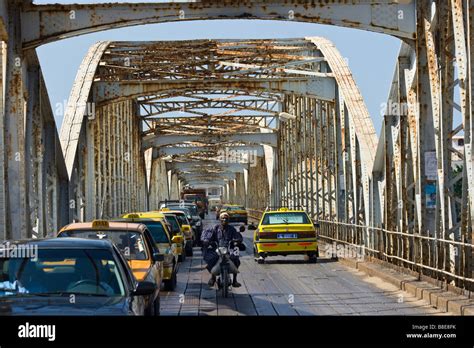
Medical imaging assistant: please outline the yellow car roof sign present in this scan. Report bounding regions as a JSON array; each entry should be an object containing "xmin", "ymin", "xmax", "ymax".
[
  {"xmin": 126, "ymin": 213, "xmax": 140, "ymax": 219},
  {"xmin": 278, "ymin": 207, "xmax": 289, "ymax": 212},
  {"xmin": 92, "ymin": 220, "xmax": 109, "ymax": 229},
  {"xmin": 161, "ymin": 208, "xmax": 170, "ymax": 211}
]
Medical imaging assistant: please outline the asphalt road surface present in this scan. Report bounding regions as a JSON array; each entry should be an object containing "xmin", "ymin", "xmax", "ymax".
[{"xmin": 160, "ymin": 213, "xmax": 449, "ymax": 316}]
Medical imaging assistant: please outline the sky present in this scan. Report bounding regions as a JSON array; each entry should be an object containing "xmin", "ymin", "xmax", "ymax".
[{"xmin": 34, "ymin": 0, "xmax": 402, "ymax": 135}]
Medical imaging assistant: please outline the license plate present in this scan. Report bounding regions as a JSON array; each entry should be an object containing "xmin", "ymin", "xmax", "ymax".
[{"xmin": 277, "ymin": 233, "xmax": 298, "ymax": 239}]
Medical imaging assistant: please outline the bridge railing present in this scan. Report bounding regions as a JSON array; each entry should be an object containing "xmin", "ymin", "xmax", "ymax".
[
  {"xmin": 246, "ymin": 208, "xmax": 473, "ymax": 292},
  {"xmin": 318, "ymin": 220, "xmax": 474, "ymax": 292},
  {"xmin": 247, "ymin": 208, "xmax": 264, "ymax": 222}
]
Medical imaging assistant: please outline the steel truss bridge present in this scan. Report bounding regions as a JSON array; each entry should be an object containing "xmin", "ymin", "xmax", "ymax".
[{"xmin": 0, "ymin": 0, "xmax": 473, "ymax": 291}]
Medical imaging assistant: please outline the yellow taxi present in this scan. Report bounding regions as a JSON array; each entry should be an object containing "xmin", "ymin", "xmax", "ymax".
[
  {"xmin": 159, "ymin": 208, "xmax": 194, "ymax": 257},
  {"xmin": 218, "ymin": 204, "xmax": 248, "ymax": 224},
  {"xmin": 117, "ymin": 213, "xmax": 182, "ymax": 291},
  {"xmin": 250, "ymin": 208, "xmax": 318, "ymax": 264},
  {"xmin": 126, "ymin": 211, "xmax": 187, "ymax": 262},
  {"xmin": 57, "ymin": 220, "xmax": 163, "ymax": 315}
]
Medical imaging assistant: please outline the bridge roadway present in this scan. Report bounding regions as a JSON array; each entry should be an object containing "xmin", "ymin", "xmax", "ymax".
[{"xmin": 160, "ymin": 213, "xmax": 449, "ymax": 316}]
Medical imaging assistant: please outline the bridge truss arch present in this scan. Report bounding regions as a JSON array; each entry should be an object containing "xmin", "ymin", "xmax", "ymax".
[{"xmin": 60, "ymin": 37, "xmax": 378, "ymax": 228}]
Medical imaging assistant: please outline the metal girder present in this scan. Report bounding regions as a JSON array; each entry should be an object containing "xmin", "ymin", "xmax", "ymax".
[
  {"xmin": 140, "ymin": 98, "xmax": 279, "ymax": 117},
  {"xmin": 156, "ymin": 145, "xmax": 265, "ymax": 158},
  {"xmin": 180, "ymin": 172, "xmax": 237, "ymax": 181},
  {"xmin": 143, "ymin": 132, "xmax": 277, "ymax": 149},
  {"xmin": 185, "ymin": 179, "xmax": 227, "ymax": 186},
  {"xmin": 21, "ymin": 1, "xmax": 416, "ymax": 48},
  {"xmin": 93, "ymin": 78, "xmax": 336, "ymax": 104},
  {"xmin": 169, "ymin": 162, "xmax": 246, "ymax": 172},
  {"xmin": 60, "ymin": 41, "xmax": 111, "ymax": 179}
]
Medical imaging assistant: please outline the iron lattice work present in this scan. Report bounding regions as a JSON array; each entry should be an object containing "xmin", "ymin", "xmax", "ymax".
[
  {"xmin": 59, "ymin": 38, "xmax": 376, "ymax": 222},
  {"xmin": 0, "ymin": 0, "xmax": 472, "ymax": 291}
]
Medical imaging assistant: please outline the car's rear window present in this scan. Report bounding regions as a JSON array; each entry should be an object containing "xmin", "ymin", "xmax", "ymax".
[
  {"xmin": 262, "ymin": 212, "xmax": 310, "ymax": 225},
  {"xmin": 59, "ymin": 230, "xmax": 149, "ymax": 260},
  {"xmin": 164, "ymin": 215, "xmax": 181, "ymax": 234},
  {"xmin": 138, "ymin": 221, "xmax": 170, "ymax": 244},
  {"xmin": 0, "ymin": 248, "xmax": 126, "ymax": 297},
  {"xmin": 226, "ymin": 206, "xmax": 245, "ymax": 211}
]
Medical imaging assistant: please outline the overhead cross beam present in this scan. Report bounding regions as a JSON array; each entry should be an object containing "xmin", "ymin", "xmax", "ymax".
[
  {"xmin": 143, "ymin": 132, "xmax": 278, "ymax": 149},
  {"xmin": 21, "ymin": 1, "xmax": 416, "ymax": 48},
  {"xmin": 93, "ymin": 78, "xmax": 336, "ymax": 104},
  {"xmin": 155, "ymin": 145, "xmax": 265, "ymax": 158}
]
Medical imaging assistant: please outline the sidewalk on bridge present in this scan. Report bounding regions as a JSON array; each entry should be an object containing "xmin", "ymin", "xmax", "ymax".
[{"xmin": 319, "ymin": 241, "xmax": 474, "ymax": 316}]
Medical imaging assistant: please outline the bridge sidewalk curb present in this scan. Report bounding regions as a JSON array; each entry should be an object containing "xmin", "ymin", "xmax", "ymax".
[{"xmin": 321, "ymin": 244, "xmax": 474, "ymax": 316}]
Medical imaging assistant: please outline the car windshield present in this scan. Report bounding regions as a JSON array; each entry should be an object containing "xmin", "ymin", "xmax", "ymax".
[
  {"xmin": 184, "ymin": 194, "xmax": 201, "ymax": 201},
  {"xmin": 164, "ymin": 204, "xmax": 198, "ymax": 216},
  {"xmin": 262, "ymin": 212, "xmax": 310, "ymax": 225},
  {"xmin": 59, "ymin": 230, "xmax": 148, "ymax": 261},
  {"xmin": 166, "ymin": 206, "xmax": 193, "ymax": 216},
  {"xmin": 227, "ymin": 206, "xmax": 245, "ymax": 211},
  {"xmin": 138, "ymin": 221, "xmax": 170, "ymax": 244},
  {"xmin": 164, "ymin": 216, "xmax": 181, "ymax": 234},
  {"xmin": 0, "ymin": 249, "xmax": 125, "ymax": 297}
]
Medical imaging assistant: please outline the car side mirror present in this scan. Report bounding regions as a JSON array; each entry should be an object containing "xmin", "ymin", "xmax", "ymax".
[
  {"xmin": 133, "ymin": 281, "xmax": 157, "ymax": 296},
  {"xmin": 314, "ymin": 222, "xmax": 320, "ymax": 228},
  {"xmin": 247, "ymin": 224, "xmax": 257, "ymax": 231},
  {"xmin": 153, "ymin": 252, "xmax": 164, "ymax": 262}
]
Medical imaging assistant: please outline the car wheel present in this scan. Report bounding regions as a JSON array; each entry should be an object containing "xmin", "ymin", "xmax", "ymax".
[
  {"xmin": 308, "ymin": 256, "xmax": 318, "ymax": 264},
  {"xmin": 257, "ymin": 258, "xmax": 265, "ymax": 264}
]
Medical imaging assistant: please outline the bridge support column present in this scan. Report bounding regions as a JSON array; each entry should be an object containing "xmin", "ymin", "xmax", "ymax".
[
  {"xmin": 149, "ymin": 157, "xmax": 169, "ymax": 210},
  {"xmin": 235, "ymin": 172, "xmax": 246, "ymax": 206},
  {"xmin": 223, "ymin": 183, "xmax": 229, "ymax": 204},
  {"xmin": 228, "ymin": 179, "xmax": 235, "ymax": 204},
  {"xmin": 247, "ymin": 156, "xmax": 270, "ymax": 210},
  {"xmin": 3, "ymin": 4, "xmax": 28, "ymax": 239},
  {"xmin": 169, "ymin": 171, "xmax": 179, "ymax": 200}
]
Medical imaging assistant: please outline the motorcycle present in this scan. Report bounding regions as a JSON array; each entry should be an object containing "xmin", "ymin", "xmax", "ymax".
[{"xmin": 209, "ymin": 239, "xmax": 244, "ymax": 298}]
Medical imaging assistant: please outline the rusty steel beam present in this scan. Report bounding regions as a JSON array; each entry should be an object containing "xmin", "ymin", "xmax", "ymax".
[
  {"xmin": 21, "ymin": 1, "xmax": 416, "ymax": 49},
  {"xmin": 143, "ymin": 132, "xmax": 278, "ymax": 149}
]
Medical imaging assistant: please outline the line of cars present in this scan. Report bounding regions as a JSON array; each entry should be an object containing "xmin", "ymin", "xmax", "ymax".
[{"xmin": 0, "ymin": 202, "xmax": 204, "ymax": 316}]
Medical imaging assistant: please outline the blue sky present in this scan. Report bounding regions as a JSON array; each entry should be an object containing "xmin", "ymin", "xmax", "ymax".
[{"xmin": 34, "ymin": 0, "xmax": 401, "ymax": 135}]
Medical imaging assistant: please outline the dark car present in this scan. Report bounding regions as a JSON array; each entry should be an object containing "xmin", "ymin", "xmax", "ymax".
[
  {"xmin": 160, "ymin": 201, "xmax": 203, "ymax": 245},
  {"xmin": 0, "ymin": 238, "xmax": 157, "ymax": 315},
  {"xmin": 57, "ymin": 221, "xmax": 163, "ymax": 315}
]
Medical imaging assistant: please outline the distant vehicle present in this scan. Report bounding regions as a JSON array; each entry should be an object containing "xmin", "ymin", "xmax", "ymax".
[
  {"xmin": 250, "ymin": 208, "xmax": 319, "ymax": 264},
  {"xmin": 57, "ymin": 220, "xmax": 164, "ymax": 315},
  {"xmin": 159, "ymin": 209, "xmax": 194, "ymax": 257},
  {"xmin": 180, "ymin": 188, "xmax": 208, "ymax": 217},
  {"xmin": 0, "ymin": 238, "xmax": 156, "ymax": 316},
  {"xmin": 217, "ymin": 204, "xmax": 248, "ymax": 224},
  {"xmin": 159, "ymin": 201, "xmax": 203, "ymax": 245},
  {"xmin": 124, "ymin": 212, "xmax": 187, "ymax": 263}
]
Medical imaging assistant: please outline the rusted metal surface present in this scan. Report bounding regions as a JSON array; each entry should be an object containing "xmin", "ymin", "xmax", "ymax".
[
  {"xmin": 21, "ymin": 1, "xmax": 416, "ymax": 49},
  {"xmin": 1, "ymin": 0, "xmax": 473, "ymax": 293}
]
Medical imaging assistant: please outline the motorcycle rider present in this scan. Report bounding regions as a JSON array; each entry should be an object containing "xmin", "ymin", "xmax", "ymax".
[{"xmin": 201, "ymin": 212, "xmax": 243, "ymax": 288}]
